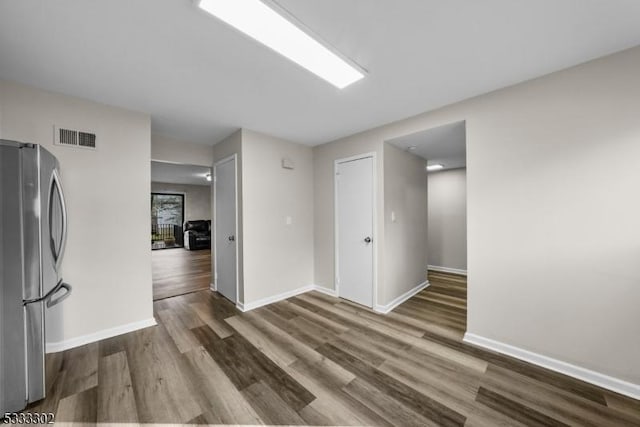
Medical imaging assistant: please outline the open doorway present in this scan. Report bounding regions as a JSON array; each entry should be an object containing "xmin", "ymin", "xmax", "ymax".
[
  {"xmin": 150, "ymin": 161, "xmax": 213, "ymax": 300},
  {"xmin": 386, "ymin": 120, "xmax": 467, "ymax": 335}
]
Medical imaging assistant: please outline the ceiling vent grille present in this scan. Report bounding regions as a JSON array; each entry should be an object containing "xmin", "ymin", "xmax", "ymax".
[{"xmin": 54, "ymin": 126, "xmax": 97, "ymax": 150}]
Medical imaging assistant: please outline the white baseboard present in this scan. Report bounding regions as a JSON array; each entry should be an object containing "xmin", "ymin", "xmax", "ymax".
[
  {"xmin": 374, "ymin": 280, "xmax": 430, "ymax": 314},
  {"xmin": 236, "ymin": 284, "xmax": 316, "ymax": 312},
  {"xmin": 463, "ymin": 332, "xmax": 640, "ymax": 400},
  {"xmin": 428, "ymin": 265, "xmax": 467, "ymax": 276},
  {"xmin": 210, "ymin": 282, "xmax": 216, "ymax": 291},
  {"xmin": 46, "ymin": 318, "xmax": 157, "ymax": 353},
  {"xmin": 236, "ymin": 284, "xmax": 339, "ymax": 312},
  {"xmin": 313, "ymin": 286, "xmax": 338, "ymax": 297},
  {"xmin": 236, "ymin": 281, "xmax": 427, "ymax": 316}
]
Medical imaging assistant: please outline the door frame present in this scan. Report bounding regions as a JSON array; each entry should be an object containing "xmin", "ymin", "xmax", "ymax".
[
  {"xmin": 334, "ymin": 152, "xmax": 378, "ymax": 309},
  {"xmin": 213, "ymin": 153, "xmax": 239, "ymax": 304}
]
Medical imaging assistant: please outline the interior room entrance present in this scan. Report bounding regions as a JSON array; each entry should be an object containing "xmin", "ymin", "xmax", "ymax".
[
  {"xmin": 150, "ymin": 161, "xmax": 213, "ymax": 300},
  {"xmin": 386, "ymin": 120, "xmax": 468, "ymax": 330}
]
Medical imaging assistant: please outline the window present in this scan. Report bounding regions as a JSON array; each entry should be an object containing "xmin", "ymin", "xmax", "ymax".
[{"xmin": 151, "ymin": 193, "xmax": 185, "ymax": 249}]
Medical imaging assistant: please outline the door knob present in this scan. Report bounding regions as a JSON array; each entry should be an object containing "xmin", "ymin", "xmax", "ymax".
[
  {"xmin": 364, "ymin": 236, "xmax": 372, "ymax": 243},
  {"xmin": 228, "ymin": 235, "xmax": 235, "ymax": 242}
]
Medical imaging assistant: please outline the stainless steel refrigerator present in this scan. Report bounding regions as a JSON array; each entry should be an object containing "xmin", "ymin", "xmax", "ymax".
[{"xmin": 1, "ymin": 140, "xmax": 72, "ymax": 413}]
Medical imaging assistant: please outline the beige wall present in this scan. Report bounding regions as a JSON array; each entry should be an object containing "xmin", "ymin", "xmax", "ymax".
[
  {"xmin": 212, "ymin": 130, "xmax": 244, "ymax": 302},
  {"xmin": 151, "ymin": 133, "xmax": 213, "ymax": 167},
  {"xmin": 313, "ymin": 46, "xmax": 640, "ymax": 385},
  {"xmin": 313, "ymin": 138, "xmax": 385, "ymax": 300},
  {"xmin": 0, "ymin": 80, "xmax": 153, "ymax": 346},
  {"xmin": 2, "ymin": 43, "xmax": 637, "ymax": 392},
  {"xmin": 212, "ymin": 129, "xmax": 314, "ymax": 307},
  {"xmin": 428, "ymin": 168, "xmax": 467, "ymax": 271},
  {"xmin": 241, "ymin": 130, "xmax": 314, "ymax": 304},
  {"xmin": 383, "ymin": 143, "xmax": 428, "ymax": 304},
  {"xmin": 151, "ymin": 182, "xmax": 212, "ymax": 222}
]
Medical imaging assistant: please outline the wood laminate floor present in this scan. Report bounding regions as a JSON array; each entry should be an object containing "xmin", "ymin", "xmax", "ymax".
[
  {"xmin": 152, "ymin": 248, "xmax": 211, "ymax": 300},
  {"xmin": 31, "ymin": 271, "xmax": 640, "ymax": 425}
]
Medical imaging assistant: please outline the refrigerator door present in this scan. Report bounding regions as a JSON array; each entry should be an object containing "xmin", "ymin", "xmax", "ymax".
[
  {"xmin": 1, "ymin": 142, "xmax": 71, "ymax": 410},
  {"xmin": 24, "ymin": 301, "xmax": 45, "ymax": 404},
  {"xmin": 0, "ymin": 141, "xmax": 28, "ymax": 413},
  {"xmin": 26, "ymin": 146, "xmax": 70, "ymax": 404},
  {"xmin": 19, "ymin": 144, "xmax": 47, "ymax": 404},
  {"xmin": 39, "ymin": 146, "xmax": 66, "ymax": 297},
  {"xmin": 20, "ymin": 145, "xmax": 41, "ymax": 302}
]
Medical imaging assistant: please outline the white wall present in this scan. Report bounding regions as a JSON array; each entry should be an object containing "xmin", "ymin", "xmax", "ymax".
[
  {"xmin": 212, "ymin": 129, "xmax": 314, "ymax": 307},
  {"xmin": 152, "ymin": 133, "xmax": 213, "ymax": 167},
  {"xmin": 313, "ymin": 137, "xmax": 427, "ymax": 308},
  {"xmin": 0, "ymin": 80, "xmax": 153, "ymax": 347},
  {"xmin": 428, "ymin": 168, "xmax": 467, "ymax": 271},
  {"xmin": 241, "ymin": 130, "xmax": 314, "ymax": 305},
  {"xmin": 2, "ymin": 43, "xmax": 638, "ymax": 396},
  {"xmin": 313, "ymin": 46, "xmax": 640, "ymax": 388},
  {"xmin": 151, "ymin": 182, "xmax": 211, "ymax": 221},
  {"xmin": 383, "ymin": 143, "xmax": 428, "ymax": 304}
]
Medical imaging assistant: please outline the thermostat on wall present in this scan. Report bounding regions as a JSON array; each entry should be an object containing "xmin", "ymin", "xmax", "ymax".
[{"xmin": 282, "ymin": 157, "xmax": 295, "ymax": 169}]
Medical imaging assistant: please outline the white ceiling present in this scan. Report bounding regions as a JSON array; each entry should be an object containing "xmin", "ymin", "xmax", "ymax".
[
  {"xmin": 387, "ymin": 121, "xmax": 466, "ymax": 171},
  {"xmin": 1, "ymin": 1, "xmax": 640, "ymax": 146},
  {"xmin": 151, "ymin": 161, "xmax": 212, "ymax": 186}
]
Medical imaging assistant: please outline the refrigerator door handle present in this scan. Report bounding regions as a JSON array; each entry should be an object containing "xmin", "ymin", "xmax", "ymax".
[
  {"xmin": 50, "ymin": 169, "xmax": 68, "ymax": 270},
  {"xmin": 46, "ymin": 282, "xmax": 72, "ymax": 308},
  {"xmin": 23, "ymin": 279, "xmax": 72, "ymax": 307}
]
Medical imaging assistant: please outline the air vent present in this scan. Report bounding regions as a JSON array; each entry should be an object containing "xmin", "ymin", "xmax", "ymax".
[
  {"xmin": 58, "ymin": 128, "xmax": 78, "ymax": 146},
  {"xmin": 54, "ymin": 126, "xmax": 97, "ymax": 150},
  {"xmin": 78, "ymin": 132, "xmax": 96, "ymax": 148}
]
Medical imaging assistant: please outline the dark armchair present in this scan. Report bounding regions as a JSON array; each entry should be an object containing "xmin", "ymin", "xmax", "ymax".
[{"xmin": 183, "ymin": 220, "xmax": 211, "ymax": 250}]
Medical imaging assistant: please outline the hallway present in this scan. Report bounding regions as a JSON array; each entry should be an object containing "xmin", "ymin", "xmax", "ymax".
[{"xmin": 152, "ymin": 248, "xmax": 211, "ymax": 300}]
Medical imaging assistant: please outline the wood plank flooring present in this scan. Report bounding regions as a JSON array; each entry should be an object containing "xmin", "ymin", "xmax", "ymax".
[
  {"xmin": 30, "ymin": 271, "xmax": 640, "ymax": 425},
  {"xmin": 152, "ymin": 248, "xmax": 211, "ymax": 300}
]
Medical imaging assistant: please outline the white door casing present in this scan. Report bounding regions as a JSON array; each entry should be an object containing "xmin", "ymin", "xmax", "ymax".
[
  {"xmin": 214, "ymin": 155, "xmax": 238, "ymax": 303},
  {"xmin": 335, "ymin": 154, "xmax": 375, "ymax": 308}
]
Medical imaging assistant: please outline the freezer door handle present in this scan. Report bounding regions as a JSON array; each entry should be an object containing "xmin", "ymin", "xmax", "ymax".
[
  {"xmin": 46, "ymin": 281, "xmax": 72, "ymax": 308},
  {"xmin": 23, "ymin": 279, "xmax": 72, "ymax": 307},
  {"xmin": 50, "ymin": 169, "xmax": 68, "ymax": 270}
]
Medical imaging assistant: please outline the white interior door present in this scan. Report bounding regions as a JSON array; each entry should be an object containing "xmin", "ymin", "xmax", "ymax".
[
  {"xmin": 336, "ymin": 155, "xmax": 374, "ymax": 307},
  {"xmin": 215, "ymin": 156, "xmax": 237, "ymax": 303}
]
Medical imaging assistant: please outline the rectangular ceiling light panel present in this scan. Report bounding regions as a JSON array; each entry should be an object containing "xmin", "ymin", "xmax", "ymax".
[{"xmin": 197, "ymin": 0, "xmax": 365, "ymax": 89}]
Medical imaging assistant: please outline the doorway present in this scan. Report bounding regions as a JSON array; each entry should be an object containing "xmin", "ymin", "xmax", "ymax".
[
  {"xmin": 214, "ymin": 155, "xmax": 238, "ymax": 304},
  {"xmin": 150, "ymin": 161, "xmax": 213, "ymax": 300},
  {"xmin": 335, "ymin": 154, "xmax": 376, "ymax": 308},
  {"xmin": 386, "ymin": 120, "xmax": 468, "ymax": 332}
]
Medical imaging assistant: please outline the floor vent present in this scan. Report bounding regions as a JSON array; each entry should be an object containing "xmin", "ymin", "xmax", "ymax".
[{"xmin": 54, "ymin": 126, "xmax": 97, "ymax": 150}]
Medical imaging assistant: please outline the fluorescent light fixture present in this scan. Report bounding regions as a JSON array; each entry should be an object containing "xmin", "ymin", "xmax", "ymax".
[
  {"xmin": 426, "ymin": 164, "xmax": 444, "ymax": 171},
  {"xmin": 196, "ymin": 0, "xmax": 365, "ymax": 89},
  {"xmin": 206, "ymin": 173, "xmax": 212, "ymax": 181}
]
